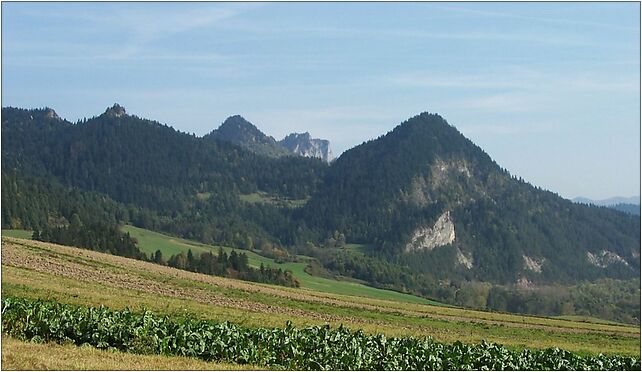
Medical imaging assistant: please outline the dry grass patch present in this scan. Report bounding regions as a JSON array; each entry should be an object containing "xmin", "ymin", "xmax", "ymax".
[{"xmin": 1, "ymin": 335, "xmax": 262, "ymax": 370}]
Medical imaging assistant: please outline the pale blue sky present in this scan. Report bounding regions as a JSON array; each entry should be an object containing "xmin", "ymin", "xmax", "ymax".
[{"xmin": 2, "ymin": 2, "xmax": 640, "ymax": 200}]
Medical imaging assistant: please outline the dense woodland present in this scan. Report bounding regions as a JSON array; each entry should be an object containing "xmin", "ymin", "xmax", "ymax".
[
  {"xmin": 2, "ymin": 106, "xmax": 639, "ymax": 323},
  {"xmin": 160, "ymin": 248, "xmax": 299, "ymax": 287},
  {"xmin": 32, "ymin": 217, "xmax": 145, "ymax": 260}
]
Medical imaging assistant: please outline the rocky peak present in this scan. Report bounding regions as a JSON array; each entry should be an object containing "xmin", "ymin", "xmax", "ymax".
[
  {"xmin": 219, "ymin": 115, "xmax": 261, "ymax": 136},
  {"xmin": 279, "ymin": 132, "xmax": 333, "ymax": 163},
  {"xmin": 211, "ymin": 115, "xmax": 275, "ymax": 144},
  {"xmin": 44, "ymin": 108, "xmax": 60, "ymax": 120},
  {"xmin": 104, "ymin": 103, "xmax": 127, "ymax": 118},
  {"xmin": 205, "ymin": 115, "xmax": 291, "ymax": 158}
]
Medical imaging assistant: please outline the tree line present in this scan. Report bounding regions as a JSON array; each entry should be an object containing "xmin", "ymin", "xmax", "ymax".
[{"xmin": 32, "ymin": 216, "xmax": 298, "ymax": 288}]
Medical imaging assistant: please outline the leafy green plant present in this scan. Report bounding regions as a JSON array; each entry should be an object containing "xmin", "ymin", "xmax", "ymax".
[{"xmin": 2, "ymin": 296, "xmax": 639, "ymax": 370}]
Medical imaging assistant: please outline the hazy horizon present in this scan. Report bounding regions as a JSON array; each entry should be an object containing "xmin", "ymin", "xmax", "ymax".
[{"xmin": 2, "ymin": 2, "xmax": 640, "ymax": 200}]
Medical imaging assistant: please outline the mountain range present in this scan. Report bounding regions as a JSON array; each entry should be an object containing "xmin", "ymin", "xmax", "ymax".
[
  {"xmin": 205, "ymin": 114, "xmax": 333, "ymax": 162},
  {"xmin": 573, "ymin": 196, "xmax": 640, "ymax": 216},
  {"xmin": 2, "ymin": 104, "xmax": 639, "ymax": 321},
  {"xmin": 573, "ymin": 196, "xmax": 640, "ymax": 206}
]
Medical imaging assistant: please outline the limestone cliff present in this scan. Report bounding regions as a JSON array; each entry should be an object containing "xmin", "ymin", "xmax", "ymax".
[
  {"xmin": 404, "ymin": 211, "xmax": 455, "ymax": 252},
  {"xmin": 279, "ymin": 132, "xmax": 333, "ymax": 163}
]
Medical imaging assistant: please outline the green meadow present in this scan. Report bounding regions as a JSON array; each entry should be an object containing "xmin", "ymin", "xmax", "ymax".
[{"xmin": 121, "ymin": 225, "xmax": 441, "ymax": 305}]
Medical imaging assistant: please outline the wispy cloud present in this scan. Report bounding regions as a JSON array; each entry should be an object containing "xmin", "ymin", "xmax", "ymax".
[
  {"xmin": 385, "ymin": 67, "xmax": 639, "ymax": 94},
  {"xmin": 8, "ymin": 3, "xmax": 256, "ymax": 61},
  {"xmin": 218, "ymin": 22, "xmax": 600, "ymax": 48},
  {"xmin": 430, "ymin": 3, "xmax": 639, "ymax": 33}
]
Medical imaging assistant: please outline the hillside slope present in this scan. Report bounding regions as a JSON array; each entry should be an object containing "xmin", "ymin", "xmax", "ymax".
[
  {"xmin": 2, "ymin": 236, "xmax": 639, "ymax": 357},
  {"xmin": 1, "ymin": 105, "xmax": 327, "ymax": 246},
  {"xmin": 302, "ymin": 113, "xmax": 640, "ymax": 284}
]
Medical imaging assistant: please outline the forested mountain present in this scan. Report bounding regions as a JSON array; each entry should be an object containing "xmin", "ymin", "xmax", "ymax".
[
  {"xmin": 2, "ymin": 106, "xmax": 639, "ymax": 320},
  {"xmin": 206, "ymin": 115, "xmax": 333, "ymax": 162},
  {"xmin": 204, "ymin": 115, "xmax": 291, "ymax": 158},
  {"xmin": 609, "ymin": 203, "xmax": 641, "ymax": 216},
  {"xmin": 301, "ymin": 113, "xmax": 640, "ymax": 285},
  {"xmin": 2, "ymin": 105, "xmax": 327, "ymax": 246}
]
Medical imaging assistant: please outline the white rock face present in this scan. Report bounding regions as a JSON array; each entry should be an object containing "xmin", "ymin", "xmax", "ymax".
[
  {"xmin": 516, "ymin": 277, "xmax": 533, "ymax": 289},
  {"xmin": 404, "ymin": 176, "xmax": 431, "ymax": 206},
  {"xmin": 405, "ymin": 211, "xmax": 455, "ymax": 252},
  {"xmin": 586, "ymin": 250, "xmax": 629, "ymax": 268},
  {"xmin": 104, "ymin": 103, "xmax": 127, "ymax": 118},
  {"xmin": 279, "ymin": 132, "xmax": 333, "ymax": 162},
  {"xmin": 456, "ymin": 248, "xmax": 473, "ymax": 269},
  {"xmin": 45, "ymin": 108, "xmax": 60, "ymax": 120},
  {"xmin": 431, "ymin": 158, "xmax": 471, "ymax": 187},
  {"xmin": 522, "ymin": 255, "xmax": 544, "ymax": 273}
]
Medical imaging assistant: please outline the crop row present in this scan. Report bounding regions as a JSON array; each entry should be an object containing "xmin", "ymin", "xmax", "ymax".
[{"xmin": 2, "ymin": 296, "xmax": 639, "ymax": 370}]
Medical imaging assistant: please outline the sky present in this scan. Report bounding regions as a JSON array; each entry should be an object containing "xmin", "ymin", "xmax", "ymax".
[{"xmin": 2, "ymin": 2, "xmax": 640, "ymax": 200}]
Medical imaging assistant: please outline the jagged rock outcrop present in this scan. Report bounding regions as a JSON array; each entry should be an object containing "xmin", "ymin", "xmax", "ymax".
[
  {"xmin": 404, "ymin": 211, "xmax": 455, "ymax": 252},
  {"xmin": 104, "ymin": 103, "xmax": 127, "ymax": 118},
  {"xmin": 44, "ymin": 108, "xmax": 60, "ymax": 120},
  {"xmin": 522, "ymin": 255, "xmax": 544, "ymax": 273},
  {"xmin": 456, "ymin": 248, "xmax": 473, "ymax": 269},
  {"xmin": 204, "ymin": 116, "xmax": 333, "ymax": 161},
  {"xmin": 587, "ymin": 250, "xmax": 629, "ymax": 268},
  {"xmin": 279, "ymin": 132, "xmax": 333, "ymax": 163}
]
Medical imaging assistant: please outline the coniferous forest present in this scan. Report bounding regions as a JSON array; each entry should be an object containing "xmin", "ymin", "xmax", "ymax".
[{"xmin": 2, "ymin": 105, "xmax": 639, "ymax": 323}]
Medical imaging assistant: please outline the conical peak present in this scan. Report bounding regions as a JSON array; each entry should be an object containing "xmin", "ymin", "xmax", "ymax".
[{"xmin": 104, "ymin": 103, "xmax": 127, "ymax": 118}]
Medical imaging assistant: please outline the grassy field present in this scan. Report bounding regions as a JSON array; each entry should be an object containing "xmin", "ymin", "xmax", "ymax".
[
  {"xmin": 1, "ymin": 335, "xmax": 261, "ymax": 370},
  {"xmin": 2, "ymin": 229, "xmax": 33, "ymax": 239},
  {"xmin": 121, "ymin": 225, "xmax": 442, "ymax": 305},
  {"xmin": 2, "ymin": 236, "xmax": 640, "ymax": 360},
  {"xmin": 239, "ymin": 191, "xmax": 308, "ymax": 207}
]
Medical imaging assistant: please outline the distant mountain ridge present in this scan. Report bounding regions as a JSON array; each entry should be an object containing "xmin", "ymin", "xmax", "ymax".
[
  {"xmin": 204, "ymin": 115, "xmax": 291, "ymax": 158},
  {"xmin": 206, "ymin": 115, "xmax": 333, "ymax": 162},
  {"xmin": 573, "ymin": 196, "xmax": 640, "ymax": 216},
  {"xmin": 573, "ymin": 196, "xmax": 640, "ymax": 206},
  {"xmin": 609, "ymin": 203, "xmax": 641, "ymax": 216}
]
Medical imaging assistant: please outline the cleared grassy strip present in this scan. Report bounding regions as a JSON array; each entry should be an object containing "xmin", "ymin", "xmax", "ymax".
[
  {"xmin": 1, "ymin": 335, "xmax": 259, "ymax": 370},
  {"xmin": 554, "ymin": 315, "xmax": 631, "ymax": 327},
  {"xmin": 122, "ymin": 225, "xmax": 442, "ymax": 305},
  {"xmin": 239, "ymin": 191, "xmax": 308, "ymax": 207},
  {"xmin": 2, "ymin": 229, "xmax": 32, "ymax": 239},
  {"xmin": 2, "ymin": 238, "xmax": 639, "ymax": 356}
]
